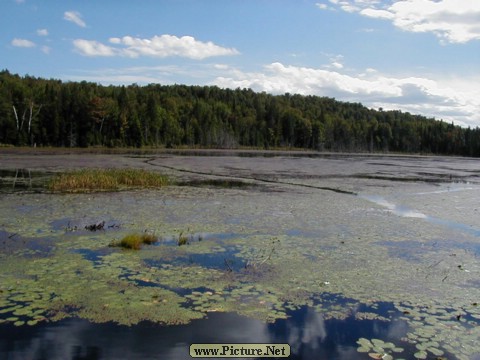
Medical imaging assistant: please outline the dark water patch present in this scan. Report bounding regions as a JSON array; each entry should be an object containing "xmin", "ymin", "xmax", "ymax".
[
  {"xmin": 0, "ymin": 303, "xmax": 455, "ymax": 360},
  {"xmin": 378, "ymin": 239, "xmax": 480, "ymax": 261},
  {"xmin": 0, "ymin": 230, "xmax": 54, "ymax": 257},
  {"xmin": 144, "ymin": 245, "xmax": 244, "ymax": 272},
  {"xmin": 72, "ymin": 248, "xmax": 116, "ymax": 265},
  {"xmin": 180, "ymin": 178, "xmax": 258, "ymax": 189},
  {"xmin": 428, "ymin": 217, "xmax": 480, "ymax": 238},
  {"xmin": 356, "ymin": 173, "xmax": 471, "ymax": 184},
  {"xmin": 154, "ymin": 232, "xmax": 241, "ymax": 247},
  {"xmin": 163, "ymin": 150, "xmax": 323, "ymax": 158},
  {"xmin": 186, "ymin": 248, "xmax": 244, "ymax": 271}
]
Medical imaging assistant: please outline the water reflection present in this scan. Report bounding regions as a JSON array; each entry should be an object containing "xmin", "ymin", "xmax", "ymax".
[
  {"xmin": 361, "ymin": 195, "xmax": 427, "ymax": 219},
  {"xmin": 0, "ymin": 306, "xmax": 415, "ymax": 360},
  {"xmin": 362, "ymin": 194, "xmax": 480, "ymax": 238},
  {"xmin": 0, "ymin": 168, "xmax": 52, "ymax": 193}
]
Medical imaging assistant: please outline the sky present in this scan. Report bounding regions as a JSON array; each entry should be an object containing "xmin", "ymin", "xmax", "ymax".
[{"xmin": 2, "ymin": 0, "xmax": 480, "ymax": 128}]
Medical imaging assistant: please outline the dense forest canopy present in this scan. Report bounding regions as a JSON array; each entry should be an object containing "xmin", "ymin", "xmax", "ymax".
[{"xmin": 1, "ymin": 70, "xmax": 479, "ymax": 156}]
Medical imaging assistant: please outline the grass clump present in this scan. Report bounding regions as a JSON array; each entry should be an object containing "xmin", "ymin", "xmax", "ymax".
[
  {"xmin": 178, "ymin": 232, "xmax": 190, "ymax": 246},
  {"xmin": 112, "ymin": 233, "xmax": 159, "ymax": 250},
  {"xmin": 47, "ymin": 168, "xmax": 170, "ymax": 193}
]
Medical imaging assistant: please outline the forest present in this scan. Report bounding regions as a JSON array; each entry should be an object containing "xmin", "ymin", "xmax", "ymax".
[{"xmin": 1, "ymin": 70, "xmax": 479, "ymax": 156}]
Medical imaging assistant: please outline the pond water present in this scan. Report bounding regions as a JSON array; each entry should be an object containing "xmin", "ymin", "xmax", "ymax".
[
  {"xmin": 1, "ymin": 150, "xmax": 480, "ymax": 360},
  {"xmin": 0, "ymin": 304, "xmax": 422, "ymax": 360}
]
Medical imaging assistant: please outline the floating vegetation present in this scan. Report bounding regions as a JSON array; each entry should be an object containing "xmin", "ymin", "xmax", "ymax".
[
  {"xmin": 1, "ymin": 156, "xmax": 480, "ymax": 359},
  {"xmin": 47, "ymin": 168, "xmax": 170, "ymax": 193},
  {"xmin": 110, "ymin": 233, "xmax": 159, "ymax": 250},
  {"xmin": 356, "ymin": 338, "xmax": 404, "ymax": 360}
]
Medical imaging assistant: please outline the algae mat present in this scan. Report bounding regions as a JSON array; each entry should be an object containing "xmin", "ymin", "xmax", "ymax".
[{"xmin": 1, "ymin": 152, "xmax": 480, "ymax": 359}]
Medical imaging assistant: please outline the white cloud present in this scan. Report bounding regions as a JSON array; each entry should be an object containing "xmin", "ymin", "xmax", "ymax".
[
  {"xmin": 73, "ymin": 39, "xmax": 116, "ymax": 56},
  {"xmin": 37, "ymin": 29, "xmax": 48, "ymax": 36},
  {"xmin": 41, "ymin": 46, "xmax": 51, "ymax": 54},
  {"xmin": 64, "ymin": 65, "xmax": 194, "ymax": 86},
  {"xmin": 316, "ymin": 3, "xmax": 336, "ymax": 10},
  {"xmin": 211, "ymin": 62, "xmax": 480, "ymax": 127},
  {"xmin": 214, "ymin": 64, "xmax": 230, "ymax": 70},
  {"xmin": 15, "ymin": 0, "xmax": 25, "ymax": 3},
  {"xmin": 360, "ymin": 8, "xmax": 394, "ymax": 20},
  {"xmin": 11, "ymin": 38, "xmax": 35, "ymax": 48},
  {"xmin": 331, "ymin": 62, "xmax": 344, "ymax": 69},
  {"xmin": 64, "ymin": 11, "xmax": 86, "ymax": 28},
  {"xmin": 73, "ymin": 35, "xmax": 240, "ymax": 60},
  {"xmin": 64, "ymin": 60, "xmax": 480, "ymax": 127},
  {"xmin": 331, "ymin": 0, "xmax": 480, "ymax": 43}
]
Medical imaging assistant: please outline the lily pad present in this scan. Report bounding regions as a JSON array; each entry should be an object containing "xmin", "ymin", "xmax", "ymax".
[{"xmin": 414, "ymin": 350, "xmax": 428, "ymax": 359}]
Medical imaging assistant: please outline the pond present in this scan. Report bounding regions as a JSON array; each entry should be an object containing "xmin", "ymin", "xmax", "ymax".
[
  {"xmin": 0, "ymin": 303, "xmax": 421, "ymax": 360},
  {"xmin": 0, "ymin": 150, "xmax": 479, "ymax": 359}
]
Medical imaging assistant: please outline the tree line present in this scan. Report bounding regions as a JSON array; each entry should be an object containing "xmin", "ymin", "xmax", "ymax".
[{"xmin": 1, "ymin": 70, "xmax": 479, "ymax": 156}]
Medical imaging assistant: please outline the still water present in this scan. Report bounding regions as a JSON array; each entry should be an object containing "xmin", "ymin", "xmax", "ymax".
[
  {"xmin": 1, "ymin": 151, "xmax": 480, "ymax": 360},
  {"xmin": 1, "ymin": 305, "xmax": 417, "ymax": 360}
]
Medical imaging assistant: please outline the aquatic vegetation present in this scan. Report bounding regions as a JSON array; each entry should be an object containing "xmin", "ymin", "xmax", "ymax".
[
  {"xmin": 356, "ymin": 338, "xmax": 404, "ymax": 360},
  {"xmin": 1, "ymin": 155, "xmax": 480, "ymax": 359},
  {"xmin": 47, "ymin": 168, "xmax": 170, "ymax": 193},
  {"xmin": 141, "ymin": 233, "xmax": 158, "ymax": 245},
  {"xmin": 177, "ymin": 232, "xmax": 189, "ymax": 246},
  {"xmin": 111, "ymin": 233, "xmax": 159, "ymax": 250}
]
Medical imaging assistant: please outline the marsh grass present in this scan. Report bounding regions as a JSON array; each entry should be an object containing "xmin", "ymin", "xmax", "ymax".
[
  {"xmin": 47, "ymin": 168, "xmax": 170, "ymax": 193},
  {"xmin": 112, "ymin": 233, "xmax": 159, "ymax": 250},
  {"xmin": 178, "ymin": 232, "xmax": 189, "ymax": 246}
]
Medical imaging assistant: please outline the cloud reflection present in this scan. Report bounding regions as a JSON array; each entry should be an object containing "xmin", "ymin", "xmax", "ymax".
[{"xmin": 1, "ymin": 306, "xmax": 411, "ymax": 360}]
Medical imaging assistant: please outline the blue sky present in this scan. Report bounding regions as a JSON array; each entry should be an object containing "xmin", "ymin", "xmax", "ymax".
[{"xmin": 2, "ymin": 0, "xmax": 480, "ymax": 127}]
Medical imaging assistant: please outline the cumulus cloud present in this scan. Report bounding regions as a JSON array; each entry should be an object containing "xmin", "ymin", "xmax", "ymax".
[
  {"xmin": 331, "ymin": 0, "xmax": 480, "ymax": 43},
  {"xmin": 11, "ymin": 38, "xmax": 35, "ymax": 47},
  {"xmin": 73, "ymin": 39, "xmax": 116, "ymax": 56},
  {"xmin": 316, "ymin": 3, "xmax": 336, "ymax": 10},
  {"xmin": 73, "ymin": 35, "xmax": 240, "ymax": 59},
  {"xmin": 331, "ymin": 62, "xmax": 344, "ymax": 69},
  {"xmin": 211, "ymin": 62, "xmax": 480, "ymax": 127},
  {"xmin": 37, "ymin": 28, "xmax": 48, "ymax": 36},
  {"xmin": 64, "ymin": 11, "xmax": 86, "ymax": 28}
]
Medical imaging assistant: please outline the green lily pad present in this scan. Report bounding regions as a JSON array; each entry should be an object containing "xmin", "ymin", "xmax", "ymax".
[
  {"xmin": 414, "ymin": 350, "xmax": 428, "ymax": 359},
  {"xmin": 427, "ymin": 347, "xmax": 444, "ymax": 356}
]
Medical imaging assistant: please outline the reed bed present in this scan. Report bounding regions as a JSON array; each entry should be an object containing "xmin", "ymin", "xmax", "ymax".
[{"xmin": 47, "ymin": 168, "xmax": 170, "ymax": 193}]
